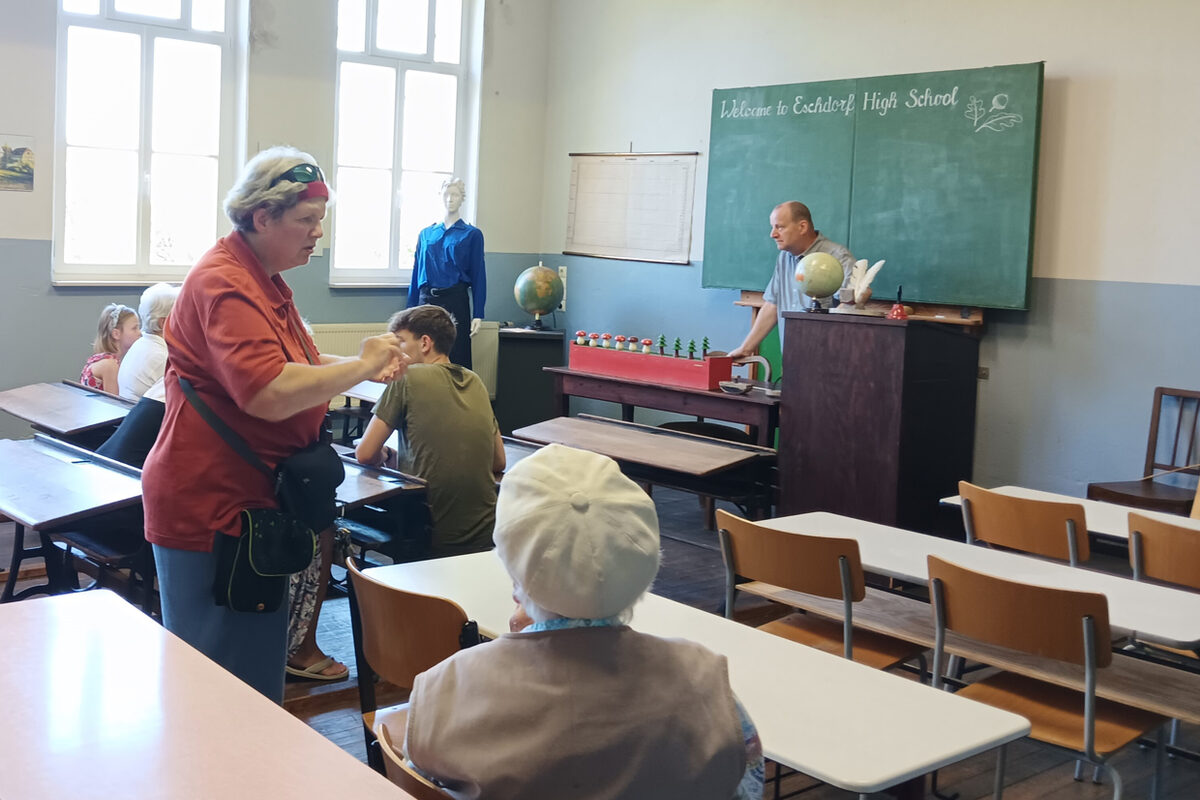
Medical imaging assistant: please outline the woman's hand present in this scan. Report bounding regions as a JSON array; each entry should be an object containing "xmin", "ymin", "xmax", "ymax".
[{"xmin": 359, "ymin": 333, "xmax": 408, "ymax": 383}]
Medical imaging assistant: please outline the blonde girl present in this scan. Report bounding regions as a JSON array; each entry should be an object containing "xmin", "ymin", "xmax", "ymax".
[{"xmin": 81, "ymin": 303, "xmax": 140, "ymax": 394}]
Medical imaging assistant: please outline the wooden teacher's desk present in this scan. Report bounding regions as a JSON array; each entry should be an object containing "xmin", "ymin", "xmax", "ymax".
[
  {"xmin": 939, "ymin": 484, "xmax": 1200, "ymax": 544},
  {"xmin": 767, "ymin": 512, "xmax": 1200, "ymax": 650},
  {"xmin": 367, "ymin": 553, "xmax": 1029, "ymax": 798},
  {"xmin": 543, "ymin": 366, "xmax": 780, "ymax": 447},
  {"xmin": 0, "ymin": 381, "xmax": 132, "ymax": 439},
  {"xmin": 1, "ymin": 591, "xmax": 410, "ymax": 799}
]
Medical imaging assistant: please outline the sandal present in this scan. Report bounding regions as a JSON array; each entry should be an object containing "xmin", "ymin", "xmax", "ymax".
[{"xmin": 285, "ymin": 656, "xmax": 349, "ymax": 681}]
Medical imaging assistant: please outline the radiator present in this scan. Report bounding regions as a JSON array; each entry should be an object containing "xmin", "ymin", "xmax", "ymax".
[{"xmin": 309, "ymin": 322, "xmax": 389, "ymax": 357}]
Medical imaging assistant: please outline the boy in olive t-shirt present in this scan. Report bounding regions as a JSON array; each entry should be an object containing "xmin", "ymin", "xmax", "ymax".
[{"xmin": 356, "ymin": 305, "xmax": 506, "ymax": 555}]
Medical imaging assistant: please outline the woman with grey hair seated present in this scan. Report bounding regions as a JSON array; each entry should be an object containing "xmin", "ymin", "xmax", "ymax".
[
  {"xmin": 402, "ymin": 444, "xmax": 765, "ymax": 800},
  {"xmin": 118, "ymin": 282, "xmax": 180, "ymax": 402},
  {"xmin": 141, "ymin": 145, "xmax": 407, "ymax": 702}
]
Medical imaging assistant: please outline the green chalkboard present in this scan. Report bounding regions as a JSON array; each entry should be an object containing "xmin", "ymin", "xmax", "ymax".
[{"xmin": 703, "ymin": 63, "xmax": 1043, "ymax": 310}]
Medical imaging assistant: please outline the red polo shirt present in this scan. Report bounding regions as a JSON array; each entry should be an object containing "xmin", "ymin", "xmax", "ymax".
[{"xmin": 142, "ymin": 232, "xmax": 327, "ymax": 552}]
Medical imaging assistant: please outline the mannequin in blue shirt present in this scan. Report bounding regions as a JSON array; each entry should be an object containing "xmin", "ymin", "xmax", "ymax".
[{"xmin": 407, "ymin": 179, "xmax": 486, "ymax": 368}]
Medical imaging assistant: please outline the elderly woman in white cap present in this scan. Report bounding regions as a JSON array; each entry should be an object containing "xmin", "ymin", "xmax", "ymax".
[{"xmin": 403, "ymin": 443, "xmax": 764, "ymax": 800}]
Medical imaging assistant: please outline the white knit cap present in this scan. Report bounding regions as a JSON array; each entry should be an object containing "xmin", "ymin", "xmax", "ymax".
[{"xmin": 494, "ymin": 443, "xmax": 661, "ymax": 619}]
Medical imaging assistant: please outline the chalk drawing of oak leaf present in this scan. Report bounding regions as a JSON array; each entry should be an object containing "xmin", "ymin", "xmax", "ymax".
[
  {"xmin": 965, "ymin": 96, "xmax": 986, "ymax": 125},
  {"xmin": 978, "ymin": 112, "xmax": 1023, "ymax": 131}
]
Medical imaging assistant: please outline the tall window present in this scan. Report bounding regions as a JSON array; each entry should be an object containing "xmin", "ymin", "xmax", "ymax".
[
  {"xmin": 331, "ymin": 0, "xmax": 478, "ymax": 287},
  {"xmin": 54, "ymin": 0, "xmax": 235, "ymax": 284}
]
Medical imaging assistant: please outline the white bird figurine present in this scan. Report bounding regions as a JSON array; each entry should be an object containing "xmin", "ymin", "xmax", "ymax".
[{"xmin": 849, "ymin": 259, "xmax": 885, "ymax": 306}]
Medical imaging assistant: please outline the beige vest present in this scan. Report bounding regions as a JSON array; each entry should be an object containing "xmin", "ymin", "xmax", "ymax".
[{"xmin": 406, "ymin": 626, "xmax": 746, "ymax": 800}]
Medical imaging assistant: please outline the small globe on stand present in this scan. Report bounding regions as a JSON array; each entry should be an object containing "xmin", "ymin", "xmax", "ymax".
[
  {"xmin": 513, "ymin": 264, "xmax": 564, "ymax": 329},
  {"xmin": 794, "ymin": 252, "xmax": 845, "ymax": 312}
]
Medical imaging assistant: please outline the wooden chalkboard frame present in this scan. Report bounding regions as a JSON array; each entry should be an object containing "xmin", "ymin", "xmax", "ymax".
[{"xmin": 702, "ymin": 63, "xmax": 1043, "ymax": 310}]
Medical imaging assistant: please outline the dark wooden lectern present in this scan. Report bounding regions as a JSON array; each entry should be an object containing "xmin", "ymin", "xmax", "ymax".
[{"xmin": 779, "ymin": 312, "xmax": 980, "ymax": 533}]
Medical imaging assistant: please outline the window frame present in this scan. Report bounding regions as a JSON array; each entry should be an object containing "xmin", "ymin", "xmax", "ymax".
[
  {"xmin": 329, "ymin": 0, "xmax": 481, "ymax": 288},
  {"xmin": 52, "ymin": 0, "xmax": 238, "ymax": 286}
]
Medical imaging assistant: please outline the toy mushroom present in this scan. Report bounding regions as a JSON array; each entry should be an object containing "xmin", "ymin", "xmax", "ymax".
[
  {"xmin": 601, "ymin": 333, "xmax": 613, "ymax": 348},
  {"xmin": 641, "ymin": 338, "xmax": 653, "ymax": 354},
  {"xmin": 575, "ymin": 330, "xmax": 587, "ymax": 346},
  {"xmin": 589, "ymin": 332, "xmax": 600, "ymax": 347},
  {"xmin": 615, "ymin": 335, "xmax": 627, "ymax": 351},
  {"xmin": 627, "ymin": 335, "xmax": 639, "ymax": 352}
]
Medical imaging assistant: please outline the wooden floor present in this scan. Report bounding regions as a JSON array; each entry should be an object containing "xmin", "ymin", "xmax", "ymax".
[{"xmin": 6, "ymin": 493, "xmax": 1200, "ymax": 797}]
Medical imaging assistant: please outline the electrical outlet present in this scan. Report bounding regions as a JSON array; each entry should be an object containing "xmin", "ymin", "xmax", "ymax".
[
  {"xmin": 557, "ymin": 265, "xmax": 567, "ymax": 312},
  {"xmin": 977, "ymin": 366, "xmax": 990, "ymax": 380}
]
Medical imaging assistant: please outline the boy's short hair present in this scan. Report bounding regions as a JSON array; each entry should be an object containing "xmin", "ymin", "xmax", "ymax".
[{"xmin": 388, "ymin": 305, "xmax": 457, "ymax": 356}]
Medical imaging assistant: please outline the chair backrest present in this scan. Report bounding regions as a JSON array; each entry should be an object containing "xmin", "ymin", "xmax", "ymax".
[
  {"xmin": 347, "ymin": 559, "xmax": 470, "ymax": 691},
  {"xmin": 1143, "ymin": 387, "xmax": 1200, "ymax": 479},
  {"xmin": 1128, "ymin": 512, "xmax": 1200, "ymax": 589},
  {"xmin": 927, "ymin": 555, "xmax": 1111, "ymax": 668},
  {"xmin": 958, "ymin": 481, "xmax": 1090, "ymax": 565},
  {"xmin": 377, "ymin": 723, "xmax": 454, "ymax": 800},
  {"xmin": 715, "ymin": 509, "xmax": 865, "ymax": 600}
]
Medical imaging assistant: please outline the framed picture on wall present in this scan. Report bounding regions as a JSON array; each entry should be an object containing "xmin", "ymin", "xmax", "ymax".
[{"xmin": 0, "ymin": 134, "xmax": 34, "ymax": 192}]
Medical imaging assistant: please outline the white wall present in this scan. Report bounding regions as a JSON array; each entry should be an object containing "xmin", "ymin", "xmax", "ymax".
[
  {"xmin": 534, "ymin": 0, "xmax": 1200, "ymax": 287},
  {"xmin": 0, "ymin": 0, "xmax": 56, "ymax": 240}
]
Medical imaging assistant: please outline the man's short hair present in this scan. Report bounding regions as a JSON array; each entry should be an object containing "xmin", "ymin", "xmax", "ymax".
[
  {"xmin": 778, "ymin": 201, "xmax": 813, "ymax": 226},
  {"xmin": 388, "ymin": 305, "xmax": 457, "ymax": 355}
]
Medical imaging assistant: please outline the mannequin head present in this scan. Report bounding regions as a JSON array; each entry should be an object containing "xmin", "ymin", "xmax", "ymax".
[{"xmin": 442, "ymin": 178, "xmax": 465, "ymax": 215}]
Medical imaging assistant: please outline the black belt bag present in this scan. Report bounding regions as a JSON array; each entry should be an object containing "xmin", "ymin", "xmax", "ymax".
[{"xmin": 180, "ymin": 377, "xmax": 344, "ymax": 613}]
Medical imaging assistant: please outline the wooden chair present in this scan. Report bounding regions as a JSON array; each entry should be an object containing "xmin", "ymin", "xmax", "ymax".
[
  {"xmin": 716, "ymin": 509, "xmax": 927, "ymax": 674},
  {"xmin": 958, "ymin": 481, "xmax": 1089, "ymax": 566},
  {"xmin": 928, "ymin": 555, "xmax": 1168, "ymax": 799},
  {"xmin": 1088, "ymin": 387, "xmax": 1200, "ymax": 516},
  {"xmin": 347, "ymin": 560, "xmax": 480, "ymax": 772},
  {"xmin": 377, "ymin": 721, "xmax": 454, "ymax": 800}
]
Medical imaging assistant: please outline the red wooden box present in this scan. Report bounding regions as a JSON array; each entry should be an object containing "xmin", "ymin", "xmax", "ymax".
[{"xmin": 568, "ymin": 344, "xmax": 733, "ymax": 390}]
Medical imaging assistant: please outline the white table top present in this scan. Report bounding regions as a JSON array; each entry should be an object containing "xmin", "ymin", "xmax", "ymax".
[
  {"xmin": 939, "ymin": 484, "xmax": 1200, "ymax": 542},
  {"xmin": 1, "ymin": 591, "xmax": 410, "ymax": 799},
  {"xmin": 344, "ymin": 380, "xmax": 386, "ymax": 404},
  {"xmin": 367, "ymin": 553, "xmax": 1029, "ymax": 795},
  {"xmin": 769, "ymin": 511, "xmax": 1200, "ymax": 649}
]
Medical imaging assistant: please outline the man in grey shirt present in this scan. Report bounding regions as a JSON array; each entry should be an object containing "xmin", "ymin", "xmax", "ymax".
[{"xmin": 729, "ymin": 201, "xmax": 855, "ymax": 358}]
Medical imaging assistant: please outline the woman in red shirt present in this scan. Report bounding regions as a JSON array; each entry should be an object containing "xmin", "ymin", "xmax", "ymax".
[{"xmin": 142, "ymin": 146, "xmax": 406, "ymax": 702}]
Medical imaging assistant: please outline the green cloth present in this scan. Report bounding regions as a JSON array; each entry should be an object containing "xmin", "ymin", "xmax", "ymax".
[{"xmin": 373, "ymin": 363, "xmax": 498, "ymax": 552}]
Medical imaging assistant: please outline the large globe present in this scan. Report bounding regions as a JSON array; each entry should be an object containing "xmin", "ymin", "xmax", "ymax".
[
  {"xmin": 514, "ymin": 265, "xmax": 564, "ymax": 317},
  {"xmin": 794, "ymin": 252, "xmax": 845, "ymax": 299}
]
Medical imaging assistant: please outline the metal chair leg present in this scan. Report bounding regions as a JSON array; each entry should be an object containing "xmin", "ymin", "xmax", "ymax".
[
  {"xmin": 993, "ymin": 743, "xmax": 1007, "ymax": 800},
  {"xmin": 1152, "ymin": 724, "xmax": 1165, "ymax": 800}
]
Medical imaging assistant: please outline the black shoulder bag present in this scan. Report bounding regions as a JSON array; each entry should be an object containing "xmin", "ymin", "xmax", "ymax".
[{"xmin": 178, "ymin": 328, "xmax": 345, "ymax": 612}]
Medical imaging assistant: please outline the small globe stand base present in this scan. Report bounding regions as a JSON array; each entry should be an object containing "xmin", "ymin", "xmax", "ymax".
[
  {"xmin": 803, "ymin": 298, "xmax": 830, "ymax": 313},
  {"xmin": 525, "ymin": 314, "xmax": 546, "ymax": 331}
]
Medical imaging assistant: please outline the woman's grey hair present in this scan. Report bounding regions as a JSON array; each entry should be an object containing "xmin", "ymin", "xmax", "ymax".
[
  {"xmin": 138, "ymin": 282, "xmax": 180, "ymax": 336},
  {"xmin": 223, "ymin": 145, "xmax": 331, "ymax": 233},
  {"xmin": 513, "ymin": 584, "xmax": 641, "ymax": 627}
]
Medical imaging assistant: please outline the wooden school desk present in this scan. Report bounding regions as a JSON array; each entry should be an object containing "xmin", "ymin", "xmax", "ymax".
[
  {"xmin": 744, "ymin": 511, "xmax": 1200, "ymax": 729},
  {"xmin": 367, "ymin": 553, "xmax": 1029, "ymax": 798},
  {"xmin": 0, "ymin": 381, "xmax": 132, "ymax": 439},
  {"xmin": 336, "ymin": 455, "xmax": 426, "ymax": 514},
  {"xmin": 544, "ymin": 365, "xmax": 781, "ymax": 447},
  {"xmin": 0, "ymin": 436, "xmax": 143, "ymax": 602},
  {"xmin": 766, "ymin": 512, "xmax": 1200, "ymax": 650},
  {"xmin": 939, "ymin": 484, "xmax": 1200, "ymax": 544},
  {"xmin": 0, "ymin": 591, "xmax": 411, "ymax": 799},
  {"xmin": 511, "ymin": 415, "xmax": 776, "ymax": 516}
]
